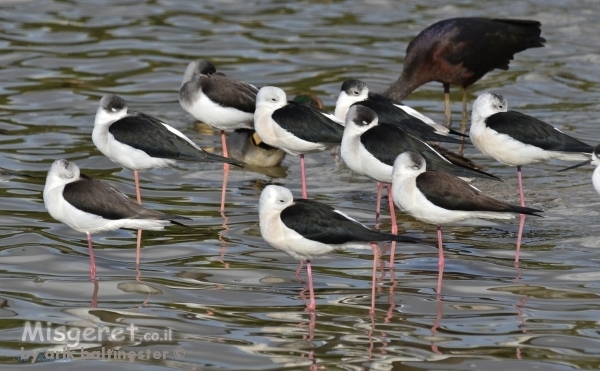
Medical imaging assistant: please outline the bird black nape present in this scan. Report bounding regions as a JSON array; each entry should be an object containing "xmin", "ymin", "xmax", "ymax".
[{"xmin": 383, "ymin": 17, "xmax": 545, "ymax": 151}]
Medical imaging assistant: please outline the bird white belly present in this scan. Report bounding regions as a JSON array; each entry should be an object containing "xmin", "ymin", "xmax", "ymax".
[
  {"xmin": 44, "ymin": 185, "xmax": 169, "ymax": 233},
  {"xmin": 341, "ymin": 137, "xmax": 392, "ymax": 183},
  {"xmin": 471, "ymin": 126, "xmax": 554, "ymax": 166},
  {"xmin": 184, "ymin": 94, "xmax": 254, "ymax": 131},
  {"xmin": 260, "ymin": 214, "xmax": 338, "ymax": 261},
  {"xmin": 392, "ymin": 177, "xmax": 515, "ymax": 224},
  {"xmin": 254, "ymin": 111, "xmax": 328, "ymax": 156},
  {"xmin": 107, "ymin": 134, "xmax": 175, "ymax": 171}
]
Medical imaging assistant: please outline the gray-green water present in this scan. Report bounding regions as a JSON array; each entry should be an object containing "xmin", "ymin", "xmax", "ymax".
[{"xmin": 2, "ymin": 1, "xmax": 600, "ymax": 370}]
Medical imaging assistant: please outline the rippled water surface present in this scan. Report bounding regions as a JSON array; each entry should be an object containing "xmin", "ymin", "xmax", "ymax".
[{"xmin": 2, "ymin": 0, "xmax": 600, "ymax": 370}]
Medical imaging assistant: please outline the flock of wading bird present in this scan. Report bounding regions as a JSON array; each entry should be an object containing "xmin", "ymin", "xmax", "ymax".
[{"xmin": 28, "ymin": 17, "xmax": 600, "ymax": 314}]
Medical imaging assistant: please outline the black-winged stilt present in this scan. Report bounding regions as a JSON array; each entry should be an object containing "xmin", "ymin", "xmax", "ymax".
[
  {"xmin": 43, "ymin": 159, "xmax": 190, "ymax": 280},
  {"xmin": 179, "ymin": 59, "xmax": 257, "ymax": 211},
  {"xmin": 254, "ymin": 86, "xmax": 344, "ymax": 199},
  {"xmin": 391, "ymin": 151, "xmax": 542, "ymax": 293},
  {"xmin": 335, "ymin": 79, "xmax": 467, "ymax": 144},
  {"xmin": 470, "ymin": 92, "xmax": 592, "ymax": 262},
  {"xmin": 258, "ymin": 185, "xmax": 419, "ymax": 313},
  {"xmin": 340, "ymin": 105, "xmax": 499, "ymax": 264}
]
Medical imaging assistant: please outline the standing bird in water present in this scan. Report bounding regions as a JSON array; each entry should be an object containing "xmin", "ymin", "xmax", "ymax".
[
  {"xmin": 92, "ymin": 94, "xmax": 240, "ymax": 265},
  {"xmin": 383, "ymin": 17, "xmax": 545, "ymax": 151},
  {"xmin": 470, "ymin": 92, "xmax": 592, "ymax": 263},
  {"xmin": 391, "ymin": 152, "xmax": 542, "ymax": 293},
  {"xmin": 43, "ymin": 159, "xmax": 190, "ymax": 280},
  {"xmin": 258, "ymin": 185, "xmax": 419, "ymax": 313},
  {"xmin": 179, "ymin": 59, "xmax": 258, "ymax": 211}
]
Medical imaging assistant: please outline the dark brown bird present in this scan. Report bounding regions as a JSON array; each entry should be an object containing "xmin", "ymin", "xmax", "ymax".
[{"xmin": 383, "ymin": 17, "xmax": 545, "ymax": 151}]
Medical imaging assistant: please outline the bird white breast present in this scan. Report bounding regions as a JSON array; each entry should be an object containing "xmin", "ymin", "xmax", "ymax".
[
  {"xmin": 254, "ymin": 108, "xmax": 329, "ymax": 156},
  {"xmin": 392, "ymin": 176, "xmax": 515, "ymax": 224},
  {"xmin": 43, "ymin": 183, "xmax": 169, "ymax": 233},
  {"xmin": 92, "ymin": 127, "xmax": 175, "ymax": 171},
  {"xmin": 334, "ymin": 96, "xmax": 352, "ymax": 121},
  {"xmin": 340, "ymin": 132, "xmax": 392, "ymax": 183},
  {"xmin": 182, "ymin": 93, "xmax": 254, "ymax": 131}
]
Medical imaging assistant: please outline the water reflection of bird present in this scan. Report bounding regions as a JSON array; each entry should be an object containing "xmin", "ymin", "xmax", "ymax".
[
  {"xmin": 254, "ymin": 86, "xmax": 344, "ymax": 199},
  {"xmin": 43, "ymin": 159, "xmax": 190, "ymax": 280},
  {"xmin": 470, "ymin": 92, "xmax": 592, "ymax": 262},
  {"xmin": 559, "ymin": 144, "xmax": 600, "ymax": 196},
  {"xmin": 391, "ymin": 151, "xmax": 542, "ymax": 293},
  {"xmin": 258, "ymin": 185, "xmax": 419, "ymax": 313},
  {"xmin": 383, "ymin": 17, "xmax": 545, "ymax": 137}
]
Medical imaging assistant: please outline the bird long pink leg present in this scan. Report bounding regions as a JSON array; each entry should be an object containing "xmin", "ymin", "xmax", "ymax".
[
  {"xmin": 300, "ymin": 154, "xmax": 308, "ymax": 199},
  {"xmin": 133, "ymin": 170, "xmax": 143, "ymax": 267},
  {"xmin": 220, "ymin": 130, "xmax": 230, "ymax": 213},
  {"xmin": 387, "ymin": 183, "xmax": 398, "ymax": 266},
  {"xmin": 437, "ymin": 224, "xmax": 444, "ymax": 294},
  {"xmin": 86, "ymin": 232, "xmax": 96, "ymax": 281},
  {"xmin": 458, "ymin": 87, "xmax": 468, "ymax": 156},
  {"xmin": 443, "ymin": 83, "xmax": 452, "ymax": 129},
  {"xmin": 370, "ymin": 243, "xmax": 379, "ymax": 315},
  {"xmin": 306, "ymin": 259, "xmax": 316, "ymax": 311},
  {"xmin": 515, "ymin": 166, "xmax": 526, "ymax": 265},
  {"xmin": 375, "ymin": 182, "xmax": 383, "ymax": 229}
]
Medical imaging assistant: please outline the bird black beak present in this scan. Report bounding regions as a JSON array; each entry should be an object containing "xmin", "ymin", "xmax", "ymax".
[{"xmin": 557, "ymin": 159, "xmax": 592, "ymax": 172}]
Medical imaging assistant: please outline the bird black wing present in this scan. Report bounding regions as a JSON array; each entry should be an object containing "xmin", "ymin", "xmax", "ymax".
[
  {"xmin": 486, "ymin": 110, "xmax": 593, "ymax": 153},
  {"xmin": 109, "ymin": 112, "xmax": 240, "ymax": 165},
  {"xmin": 358, "ymin": 94, "xmax": 466, "ymax": 143},
  {"xmin": 424, "ymin": 18, "xmax": 545, "ymax": 86},
  {"xmin": 272, "ymin": 102, "xmax": 344, "ymax": 144},
  {"xmin": 360, "ymin": 123, "xmax": 499, "ymax": 180},
  {"xmin": 416, "ymin": 171, "xmax": 541, "ymax": 215},
  {"xmin": 201, "ymin": 74, "xmax": 258, "ymax": 113},
  {"xmin": 63, "ymin": 175, "xmax": 180, "ymax": 220},
  {"xmin": 280, "ymin": 199, "xmax": 418, "ymax": 244}
]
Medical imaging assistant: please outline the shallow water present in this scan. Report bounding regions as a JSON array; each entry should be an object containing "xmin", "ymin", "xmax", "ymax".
[{"xmin": 2, "ymin": 0, "xmax": 600, "ymax": 370}]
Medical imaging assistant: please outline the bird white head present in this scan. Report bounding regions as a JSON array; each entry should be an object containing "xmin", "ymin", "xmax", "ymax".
[
  {"xmin": 259, "ymin": 185, "xmax": 294, "ymax": 215},
  {"xmin": 45, "ymin": 159, "xmax": 80, "ymax": 188},
  {"xmin": 392, "ymin": 151, "xmax": 427, "ymax": 180},
  {"xmin": 181, "ymin": 59, "xmax": 217, "ymax": 87},
  {"xmin": 256, "ymin": 86, "xmax": 287, "ymax": 111},
  {"xmin": 471, "ymin": 92, "xmax": 508, "ymax": 123},
  {"xmin": 335, "ymin": 79, "xmax": 369, "ymax": 120},
  {"xmin": 95, "ymin": 94, "xmax": 128, "ymax": 128},
  {"xmin": 344, "ymin": 105, "xmax": 379, "ymax": 136}
]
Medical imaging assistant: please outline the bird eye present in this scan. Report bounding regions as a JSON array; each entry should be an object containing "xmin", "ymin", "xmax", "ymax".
[
  {"xmin": 353, "ymin": 90, "xmax": 359, "ymax": 95},
  {"xmin": 412, "ymin": 165, "xmax": 420, "ymax": 170},
  {"xmin": 111, "ymin": 108, "xmax": 117, "ymax": 112},
  {"xmin": 278, "ymin": 199, "xmax": 285, "ymax": 203},
  {"xmin": 271, "ymin": 98, "xmax": 277, "ymax": 102}
]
